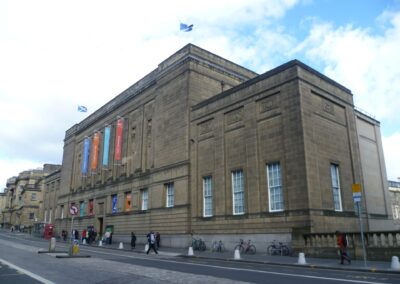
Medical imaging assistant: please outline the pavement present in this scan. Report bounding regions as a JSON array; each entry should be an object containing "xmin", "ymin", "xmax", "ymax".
[
  {"xmin": 2, "ymin": 230, "xmax": 400, "ymax": 274},
  {"xmin": 76, "ymin": 238, "xmax": 400, "ymax": 274}
]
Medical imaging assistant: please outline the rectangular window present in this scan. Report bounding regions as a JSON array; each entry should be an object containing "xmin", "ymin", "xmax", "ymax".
[
  {"xmin": 267, "ymin": 162, "xmax": 284, "ymax": 212},
  {"xmin": 29, "ymin": 213, "xmax": 34, "ymax": 220},
  {"xmin": 232, "ymin": 170, "xmax": 244, "ymax": 215},
  {"xmin": 60, "ymin": 205, "xmax": 64, "ymax": 219},
  {"xmin": 330, "ymin": 164, "xmax": 343, "ymax": 211},
  {"xmin": 80, "ymin": 201, "xmax": 85, "ymax": 217},
  {"xmin": 141, "ymin": 189, "xmax": 148, "ymax": 210},
  {"xmin": 112, "ymin": 195, "xmax": 118, "ymax": 213},
  {"xmin": 88, "ymin": 199, "xmax": 94, "ymax": 216},
  {"xmin": 125, "ymin": 192, "xmax": 132, "ymax": 211},
  {"xmin": 393, "ymin": 205, "xmax": 400, "ymax": 220},
  {"xmin": 166, "ymin": 183, "xmax": 174, "ymax": 208},
  {"xmin": 203, "ymin": 176, "xmax": 213, "ymax": 217},
  {"xmin": 31, "ymin": 193, "xmax": 37, "ymax": 201}
]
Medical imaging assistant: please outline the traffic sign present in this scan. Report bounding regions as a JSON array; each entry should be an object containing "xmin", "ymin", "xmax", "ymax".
[
  {"xmin": 352, "ymin": 184, "xmax": 362, "ymax": 203},
  {"xmin": 70, "ymin": 205, "xmax": 78, "ymax": 215}
]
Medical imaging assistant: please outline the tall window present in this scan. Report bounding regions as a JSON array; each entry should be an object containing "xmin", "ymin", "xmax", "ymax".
[
  {"xmin": 31, "ymin": 193, "xmax": 37, "ymax": 201},
  {"xmin": 166, "ymin": 183, "xmax": 174, "ymax": 208},
  {"xmin": 232, "ymin": 170, "xmax": 244, "ymax": 215},
  {"xmin": 330, "ymin": 164, "xmax": 342, "ymax": 211},
  {"xmin": 141, "ymin": 189, "xmax": 148, "ymax": 210},
  {"xmin": 125, "ymin": 192, "xmax": 132, "ymax": 211},
  {"xmin": 80, "ymin": 201, "xmax": 85, "ymax": 217},
  {"xmin": 60, "ymin": 205, "xmax": 64, "ymax": 219},
  {"xmin": 203, "ymin": 176, "xmax": 213, "ymax": 217},
  {"xmin": 267, "ymin": 162, "xmax": 284, "ymax": 212}
]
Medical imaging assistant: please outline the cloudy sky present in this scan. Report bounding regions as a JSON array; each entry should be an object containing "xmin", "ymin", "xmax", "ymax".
[{"xmin": 1, "ymin": 0, "xmax": 399, "ymax": 189}]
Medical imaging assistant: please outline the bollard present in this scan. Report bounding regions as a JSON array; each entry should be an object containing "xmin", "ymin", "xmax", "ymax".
[
  {"xmin": 119, "ymin": 242, "xmax": 124, "ymax": 249},
  {"xmin": 82, "ymin": 239, "xmax": 86, "ymax": 245},
  {"xmin": 391, "ymin": 256, "xmax": 400, "ymax": 270},
  {"xmin": 234, "ymin": 249, "xmax": 241, "ymax": 260},
  {"xmin": 99, "ymin": 240, "xmax": 103, "ymax": 247},
  {"xmin": 188, "ymin": 247, "xmax": 194, "ymax": 256},
  {"xmin": 297, "ymin": 252, "xmax": 306, "ymax": 265},
  {"xmin": 144, "ymin": 244, "xmax": 149, "ymax": 252},
  {"xmin": 49, "ymin": 237, "xmax": 56, "ymax": 252}
]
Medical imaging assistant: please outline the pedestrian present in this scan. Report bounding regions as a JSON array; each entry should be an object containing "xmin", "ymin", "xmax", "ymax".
[
  {"xmin": 131, "ymin": 232, "xmax": 136, "ymax": 249},
  {"xmin": 61, "ymin": 230, "xmax": 67, "ymax": 241},
  {"xmin": 146, "ymin": 231, "xmax": 158, "ymax": 254},
  {"xmin": 110, "ymin": 232, "xmax": 113, "ymax": 245},
  {"xmin": 155, "ymin": 232, "xmax": 160, "ymax": 249},
  {"xmin": 104, "ymin": 230, "xmax": 111, "ymax": 244},
  {"xmin": 335, "ymin": 231, "xmax": 351, "ymax": 264},
  {"xmin": 82, "ymin": 229, "xmax": 87, "ymax": 243},
  {"xmin": 74, "ymin": 229, "xmax": 79, "ymax": 242}
]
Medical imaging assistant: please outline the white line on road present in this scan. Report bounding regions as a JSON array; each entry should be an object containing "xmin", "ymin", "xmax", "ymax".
[
  {"xmin": 79, "ymin": 248, "xmax": 387, "ymax": 284},
  {"xmin": 0, "ymin": 258, "xmax": 56, "ymax": 284}
]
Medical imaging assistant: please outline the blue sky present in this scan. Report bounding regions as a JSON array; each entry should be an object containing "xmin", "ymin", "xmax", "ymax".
[{"xmin": 0, "ymin": 0, "xmax": 399, "ymax": 187}]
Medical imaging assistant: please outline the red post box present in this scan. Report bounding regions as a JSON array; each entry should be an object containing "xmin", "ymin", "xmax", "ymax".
[{"xmin": 44, "ymin": 224, "xmax": 54, "ymax": 240}]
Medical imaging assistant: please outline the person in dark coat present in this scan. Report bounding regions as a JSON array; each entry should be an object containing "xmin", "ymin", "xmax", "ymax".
[
  {"xmin": 155, "ymin": 232, "xmax": 160, "ymax": 249},
  {"xmin": 131, "ymin": 232, "xmax": 136, "ymax": 249},
  {"xmin": 146, "ymin": 231, "xmax": 158, "ymax": 254}
]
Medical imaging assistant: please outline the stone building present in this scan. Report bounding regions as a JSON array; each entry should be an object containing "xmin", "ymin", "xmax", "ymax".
[
  {"xmin": 56, "ymin": 44, "xmax": 394, "ymax": 248},
  {"xmin": 42, "ymin": 169, "xmax": 61, "ymax": 225},
  {"xmin": 0, "ymin": 191, "xmax": 6, "ymax": 227},
  {"xmin": 389, "ymin": 180, "xmax": 400, "ymax": 229},
  {"xmin": 1, "ymin": 164, "xmax": 61, "ymax": 230}
]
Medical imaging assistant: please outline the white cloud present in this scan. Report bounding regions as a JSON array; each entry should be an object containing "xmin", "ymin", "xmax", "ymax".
[
  {"xmin": 293, "ymin": 12, "xmax": 400, "ymax": 124},
  {"xmin": 383, "ymin": 133, "xmax": 400, "ymax": 181},
  {"xmin": 0, "ymin": 0, "xmax": 300, "ymax": 189}
]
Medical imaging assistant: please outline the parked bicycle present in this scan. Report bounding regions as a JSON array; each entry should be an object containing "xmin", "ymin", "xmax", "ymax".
[
  {"xmin": 267, "ymin": 240, "xmax": 290, "ymax": 256},
  {"xmin": 234, "ymin": 239, "xmax": 256, "ymax": 254},
  {"xmin": 191, "ymin": 237, "xmax": 206, "ymax": 251},
  {"xmin": 211, "ymin": 240, "xmax": 225, "ymax": 252}
]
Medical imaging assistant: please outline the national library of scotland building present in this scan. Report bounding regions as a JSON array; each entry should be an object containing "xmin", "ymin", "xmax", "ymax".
[{"xmin": 5, "ymin": 44, "xmax": 393, "ymax": 250}]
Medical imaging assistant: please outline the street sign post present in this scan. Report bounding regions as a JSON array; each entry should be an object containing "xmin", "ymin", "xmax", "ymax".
[
  {"xmin": 69, "ymin": 205, "xmax": 78, "ymax": 256},
  {"xmin": 352, "ymin": 183, "xmax": 367, "ymax": 267}
]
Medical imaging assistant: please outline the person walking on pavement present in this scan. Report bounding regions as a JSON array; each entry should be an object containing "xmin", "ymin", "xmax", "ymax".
[
  {"xmin": 131, "ymin": 232, "xmax": 136, "ymax": 249},
  {"xmin": 336, "ymin": 230, "xmax": 351, "ymax": 264},
  {"xmin": 146, "ymin": 231, "xmax": 158, "ymax": 254},
  {"xmin": 155, "ymin": 232, "xmax": 160, "ymax": 249}
]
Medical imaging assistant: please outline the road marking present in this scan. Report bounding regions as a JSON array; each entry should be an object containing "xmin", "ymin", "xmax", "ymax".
[
  {"xmin": 79, "ymin": 248, "xmax": 387, "ymax": 284},
  {"xmin": 0, "ymin": 258, "xmax": 55, "ymax": 284}
]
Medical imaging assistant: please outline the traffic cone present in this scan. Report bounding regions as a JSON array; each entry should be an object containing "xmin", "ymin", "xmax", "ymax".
[
  {"xmin": 119, "ymin": 242, "xmax": 124, "ymax": 249},
  {"xmin": 234, "ymin": 249, "xmax": 241, "ymax": 259},
  {"xmin": 99, "ymin": 240, "xmax": 103, "ymax": 247},
  {"xmin": 188, "ymin": 247, "xmax": 194, "ymax": 256},
  {"xmin": 144, "ymin": 244, "xmax": 149, "ymax": 252},
  {"xmin": 391, "ymin": 256, "xmax": 400, "ymax": 270},
  {"xmin": 297, "ymin": 252, "xmax": 306, "ymax": 264}
]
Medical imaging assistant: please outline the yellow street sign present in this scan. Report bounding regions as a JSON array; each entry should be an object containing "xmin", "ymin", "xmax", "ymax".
[{"xmin": 352, "ymin": 183, "xmax": 362, "ymax": 193}]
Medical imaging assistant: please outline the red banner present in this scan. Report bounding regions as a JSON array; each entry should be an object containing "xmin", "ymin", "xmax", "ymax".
[
  {"xmin": 91, "ymin": 132, "xmax": 100, "ymax": 170},
  {"xmin": 114, "ymin": 118, "xmax": 123, "ymax": 161}
]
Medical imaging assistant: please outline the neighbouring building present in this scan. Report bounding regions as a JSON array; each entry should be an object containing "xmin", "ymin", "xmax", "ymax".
[
  {"xmin": 389, "ymin": 180, "xmax": 400, "ymax": 229},
  {"xmin": 1, "ymin": 164, "xmax": 61, "ymax": 231},
  {"xmin": 0, "ymin": 190, "xmax": 6, "ymax": 227},
  {"xmin": 55, "ymin": 44, "xmax": 394, "ymax": 248}
]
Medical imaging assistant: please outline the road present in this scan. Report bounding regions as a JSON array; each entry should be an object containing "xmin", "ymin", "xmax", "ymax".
[{"xmin": 1, "ymin": 231, "xmax": 399, "ymax": 284}]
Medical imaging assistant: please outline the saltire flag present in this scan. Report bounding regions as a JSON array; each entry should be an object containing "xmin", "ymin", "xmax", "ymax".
[
  {"xmin": 180, "ymin": 22, "xmax": 193, "ymax": 32},
  {"xmin": 102, "ymin": 126, "xmax": 111, "ymax": 166},
  {"xmin": 114, "ymin": 118, "xmax": 124, "ymax": 161},
  {"xmin": 112, "ymin": 195, "xmax": 118, "ymax": 213},
  {"xmin": 81, "ymin": 137, "xmax": 90, "ymax": 176},
  {"xmin": 78, "ymin": 106, "xmax": 87, "ymax": 112},
  {"xmin": 91, "ymin": 132, "xmax": 100, "ymax": 170}
]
